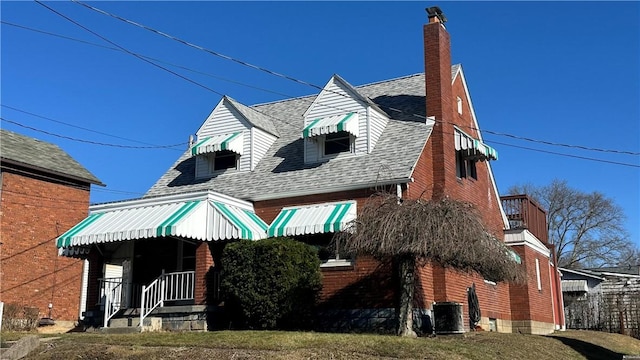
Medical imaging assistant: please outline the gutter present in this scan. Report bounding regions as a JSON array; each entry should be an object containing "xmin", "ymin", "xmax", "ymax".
[{"xmin": 249, "ymin": 177, "xmax": 412, "ymax": 202}]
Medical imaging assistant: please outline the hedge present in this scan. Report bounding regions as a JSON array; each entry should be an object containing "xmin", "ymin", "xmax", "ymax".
[{"xmin": 220, "ymin": 237, "xmax": 322, "ymax": 330}]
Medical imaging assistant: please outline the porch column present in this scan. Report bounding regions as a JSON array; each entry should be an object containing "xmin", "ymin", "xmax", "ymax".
[
  {"xmin": 194, "ymin": 242, "xmax": 214, "ymax": 305},
  {"xmin": 85, "ymin": 249, "xmax": 104, "ymax": 312}
]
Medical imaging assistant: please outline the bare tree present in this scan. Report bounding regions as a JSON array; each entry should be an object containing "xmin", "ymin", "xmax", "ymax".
[
  {"xmin": 509, "ymin": 179, "xmax": 633, "ymax": 269},
  {"xmin": 339, "ymin": 193, "xmax": 524, "ymax": 337}
]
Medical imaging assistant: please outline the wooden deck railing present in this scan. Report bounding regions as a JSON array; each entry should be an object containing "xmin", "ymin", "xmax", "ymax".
[{"xmin": 501, "ymin": 195, "xmax": 548, "ymax": 243}]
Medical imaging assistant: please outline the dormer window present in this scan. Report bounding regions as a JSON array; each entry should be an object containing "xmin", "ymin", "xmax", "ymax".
[
  {"xmin": 303, "ymin": 113, "xmax": 359, "ymax": 161},
  {"xmin": 209, "ymin": 150, "xmax": 238, "ymax": 171},
  {"xmin": 324, "ymin": 131, "xmax": 353, "ymax": 156},
  {"xmin": 191, "ymin": 132, "xmax": 244, "ymax": 177}
]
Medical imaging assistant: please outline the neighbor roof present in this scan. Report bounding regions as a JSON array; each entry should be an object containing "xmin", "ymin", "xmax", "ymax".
[
  {"xmin": 145, "ymin": 72, "xmax": 436, "ymax": 201},
  {"xmin": 0, "ymin": 129, "xmax": 104, "ymax": 186}
]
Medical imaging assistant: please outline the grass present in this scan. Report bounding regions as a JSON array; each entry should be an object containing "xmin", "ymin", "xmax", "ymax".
[{"xmin": 4, "ymin": 329, "xmax": 640, "ymax": 359}]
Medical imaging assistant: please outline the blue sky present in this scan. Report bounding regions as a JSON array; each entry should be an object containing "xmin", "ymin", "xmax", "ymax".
[{"xmin": 2, "ymin": 2, "xmax": 639, "ymax": 246}]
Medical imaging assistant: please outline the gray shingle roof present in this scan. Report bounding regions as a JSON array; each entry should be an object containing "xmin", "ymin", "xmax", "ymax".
[
  {"xmin": 225, "ymin": 96, "xmax": 280, "ymax": 137},
  {"xmin": 145, "ymin": 73, "xmax": 433, "ymax": 201},
  {"xmin": 0, "ymin": 129, "xmax": 103, "ymax": 185}
]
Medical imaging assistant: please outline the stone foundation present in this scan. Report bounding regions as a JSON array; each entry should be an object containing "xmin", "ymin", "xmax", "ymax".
[{"xmin": 511, "ymin": 320, "xmax": 555, "ymax": 335}]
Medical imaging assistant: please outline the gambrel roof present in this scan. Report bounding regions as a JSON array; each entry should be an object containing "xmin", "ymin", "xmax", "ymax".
[
  {"xmin": 0, "ymin": 129, "xmax": 103, "ymax": 186},
  {"xmin": 145, "ymin": 72, "xmax": 443, "ymax": 201}
]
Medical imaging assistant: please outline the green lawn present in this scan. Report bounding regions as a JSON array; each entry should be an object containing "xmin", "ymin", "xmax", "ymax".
[{"xmin": 3, "ymin": 329, "xmax": 640, "ymax": 360}]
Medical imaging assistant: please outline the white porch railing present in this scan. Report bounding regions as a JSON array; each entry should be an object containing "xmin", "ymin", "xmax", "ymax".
[
  {"xmin": 140, "ymin": 271, "xmax": 195, "ymax": 328},
  {"xmin": 100, "ymin": 277, "xmax": 124, "ymax": 328}
]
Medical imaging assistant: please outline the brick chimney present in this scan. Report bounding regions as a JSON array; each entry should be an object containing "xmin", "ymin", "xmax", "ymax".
[{"xmin": 424, "ymin": 6, "xmax": 454, "ymax": 198}]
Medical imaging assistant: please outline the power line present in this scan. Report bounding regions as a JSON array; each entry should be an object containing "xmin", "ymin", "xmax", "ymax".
[
  {"xmin": 71, "ymin": 1, "xmax": 640, "ymax": 157},
  {"xmin": 2, "ymin": 104, "xmax": 183, "ymax": 150},
  {"xmin": 1, "ymin": 117, "xmax": 186, "ymax": 149},
  {"xmin": 73, "ymin": 0, "xmax": 326, "ymax": 93},
  {"xmin": 34, "ymin": 0, "xmax": 226, "ymax": 98},
  {"xmin": 0, "ymin": 20, "xmax": 295, "ymax": 101},
  {"xmin": 30, "ymin": 3, "xmax": 309, "ymax": 132},
  {"xmin": 485, "ymin": 140, "xmax": 640, "ymax": 168}
]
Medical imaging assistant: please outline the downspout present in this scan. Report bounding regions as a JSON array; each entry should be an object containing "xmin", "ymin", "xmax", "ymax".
[
  {"xmin": 548, "ymin": 261, "xmax": 557, "ymax": 329},
  {"xmin": 79, "ymin": 259, "xmax": 89, "ymax": 319}
]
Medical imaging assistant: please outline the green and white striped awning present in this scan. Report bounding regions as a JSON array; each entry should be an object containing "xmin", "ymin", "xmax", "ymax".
[
  {"xmin": 57, "ymin": 190, "xmax": 267, "ymax": 250},
  {"xmin": 191, "ymin": 132, "xmax": 244, "ymax": 156},
  {"xmin": 454, "ymin": 126, "xmax": 498, "ymax": 161},
  {"xmin": 268, "ymin": 201, "xmax": 356, "ymax": 237},
  {"xmin": 303, "ymin": 113, "xmax": 359, "ymax": 138}
]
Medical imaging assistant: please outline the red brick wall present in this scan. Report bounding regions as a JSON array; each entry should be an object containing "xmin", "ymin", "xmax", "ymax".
[
  {"xmin": 509, "ymin": 245, "xmax": 554, "ymax": 323},
  {"xmin": 426, "ymin": 263, "xmax": 511, "ymax": 327},
  {"xmin": 194, "ymin": 242, "xmax": 214, "ymax": 305},
  {"xmin": 0, "ymin": 170, "xmax": 90, "ymax": 321},
  {"xmin": 255, "ymin": 189, "xmax": 397, "ymax": 309}
]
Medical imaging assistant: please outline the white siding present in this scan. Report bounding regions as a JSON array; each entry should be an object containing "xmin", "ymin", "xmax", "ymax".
[
  {"xmin": 368, "ymin": 108, "xmax": 388, "ymax": 152},
  {"xmin": 194, "ymin": 101, "xmax": 251, "ymax": 176},
  {"xmin": 197, "ymin": 102, "xmax": 250, "ymax": 139},
  {"xmin": 251, "ymin": 128, "xmax": 277, "ymax": 170},
  {"xmin": 304, "ymin": 78, "xmax": 368, "ymax": 163}
]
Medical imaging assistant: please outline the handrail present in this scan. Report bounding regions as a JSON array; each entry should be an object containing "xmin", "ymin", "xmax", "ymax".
[
  {"xmin": 139, "ymin": 270, "xmax": 195, "ymax": 328},
  {"xmin": 101, "ymin": 277, "xmax": 123, "ymax": 327}
]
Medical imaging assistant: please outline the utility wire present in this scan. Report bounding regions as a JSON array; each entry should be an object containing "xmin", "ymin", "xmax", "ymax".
[
  {"xmin": 485, "ymin": 140, "xmax": 640, "ymax": 168},
  {"xmin": 29, "ymin": 3, "xmax": 310, "ymax": 132},
  {"xmin": 2, "ymin": 104, "xmax": 182, "ymax": 149},
  {"xmin": 1, "ymin": 117, "xmax": 186, "ymax": 149},
  {"xmin": 71, "ymin": 1, "xmax": 640, "ymax": 157},
  {"xmin": 0, "ymin": 20, "xmax": 295, "ymax": 100},
  {"xmin": 73, "ymin": 0, "xmax": 326, "ymax": 93},
  {"xmin": 34, "ymin": 0, "xmax": 225, "ymax": 98}
]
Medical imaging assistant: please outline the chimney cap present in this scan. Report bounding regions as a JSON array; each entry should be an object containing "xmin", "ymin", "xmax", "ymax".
[{"xmin": 426, "ymin": 6, "xmax": 447, "ymax": 24}]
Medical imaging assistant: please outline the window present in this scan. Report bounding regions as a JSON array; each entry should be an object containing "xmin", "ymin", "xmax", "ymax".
[
  {"xmin": 301, "ymin": 233, "xmax": 353, "ymax": 266},
  {"xmin": 323, "ymin": 131, "xmax": 353, "ymax": 156},
  {"xmin": 456, "ymin": 151, "xmax": 477, "ymax": 180},
  {"xmin": 208, "ymin": 150, "xmax": 238, "ymax": 172},
  {"xmin": 457, "ymin": 97, "xmax": 463, "ymax": 115}
]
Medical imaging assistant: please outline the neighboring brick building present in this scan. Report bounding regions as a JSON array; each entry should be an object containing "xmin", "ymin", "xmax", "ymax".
[
  {"xmin": 0, "ymin": 129, "xmax": 103, "ymax": 322},
  {"xmin": 57, "ymin": 8, "xmax": 564, "ymax": 333}
]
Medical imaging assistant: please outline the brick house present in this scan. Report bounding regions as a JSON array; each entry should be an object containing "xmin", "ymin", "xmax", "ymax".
[
  {"xmin": 57, "ymin": 9, "xmax": 564, "ymax": 333},
  {"xmin": 0, "ymin": 129, "xmax": 103, "ymax": 323}
]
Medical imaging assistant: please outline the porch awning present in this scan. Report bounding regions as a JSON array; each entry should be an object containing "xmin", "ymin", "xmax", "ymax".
[
  {"xmin": 57, "ymin": 190, "xmax": 268, "ymax": 249},
  {"xmin": 454, "ymin": 126, "xmax": 498, "ymax": 161},
  {"xmin": 562, "ymin": 279, "xmax": 589, "ymax": 293},
  {"xmin": 191, "ymin": 132, "xmax": 244, "ymax": 156},
  {"xmin": 303, "ymin": 113, "xmax": 359, "ymax": 138},
  {"xmin": 268, "ymin": 201, "xmax": 356, "ymax": 237}
]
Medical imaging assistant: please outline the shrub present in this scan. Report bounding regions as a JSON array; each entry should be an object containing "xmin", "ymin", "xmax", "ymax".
[{"xmin": 220, "ymin": 237, "xmax": 321, "ymax": 330}]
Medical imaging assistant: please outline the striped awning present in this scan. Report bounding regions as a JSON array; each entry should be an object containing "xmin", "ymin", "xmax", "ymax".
[
  {"xmin": 562, "ymin": 279, "xmax": 589, "ymax": 293},
  {"xmin": 57, "ymin": 191, "xmax": 267, "ymax": 250},
  {"xmin": 454, "ymin": 126, "xmax": 498, "ymax": 161},
  {"xmin": 507, "ymin": 248, "xmax": 522, "ymax": 264},
  {"xmin": 191, "ymin": 132, "xmax": 244, "ymax": 156},
  {"xmin": 303, "ymin": 113, "xmax": 359, "ymax": 138},
  {"xmin": 268, "ymin": 201, "xmax": 356, "ymax": 237}
]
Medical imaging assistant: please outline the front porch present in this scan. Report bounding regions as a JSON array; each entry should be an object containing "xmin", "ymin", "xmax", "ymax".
[
  {"xmin": 57, "ymin": 190, "xmax": 266, "ymax": 331},
  {"xmin": 86, "ymin": 238, "xmax": 224, "ymax": 331}
]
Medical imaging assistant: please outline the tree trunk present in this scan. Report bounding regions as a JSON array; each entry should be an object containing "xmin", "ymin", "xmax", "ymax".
[{"xmin": 397, "ymin": 255, "xmax": 417, "ymax": 337}]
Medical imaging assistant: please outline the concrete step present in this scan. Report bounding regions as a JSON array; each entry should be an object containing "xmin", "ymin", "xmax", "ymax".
[{"xmin": 109, "ymin": 316, "xmax": 162, "ymax": 332}]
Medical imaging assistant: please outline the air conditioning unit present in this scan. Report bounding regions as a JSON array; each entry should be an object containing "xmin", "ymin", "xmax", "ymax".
[{"xmin": 433, "ymin": 302, "xmax": 464, "ymax": 334}]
